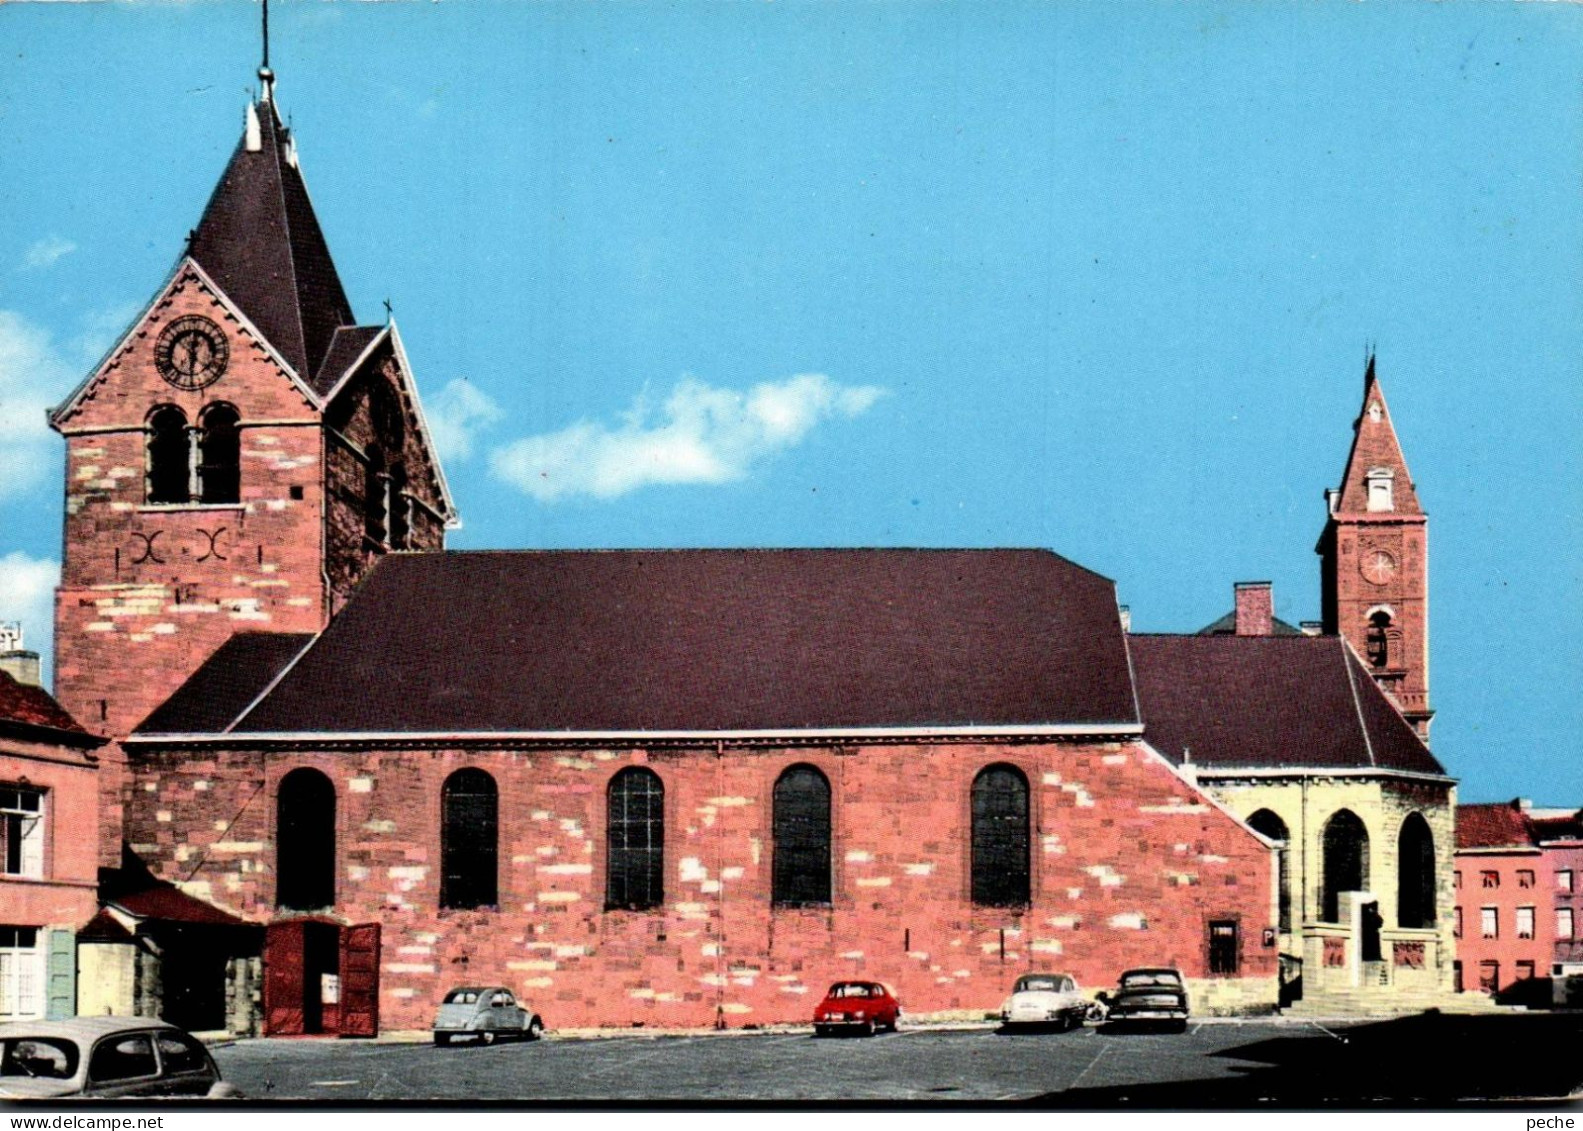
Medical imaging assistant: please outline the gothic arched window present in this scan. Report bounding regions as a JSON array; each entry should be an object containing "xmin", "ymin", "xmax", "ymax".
[
  {"xmin": 276, "ymin": 767, "xmax": 336, "ymax": 910},
  {"xmin": 147, "ymin": 406, "xmax": 191, "ymax": 504},
  {"xmin": 198, "ymin": 403, "xmax": 240, "ymax": 504},
  {"xmin": 772, "ymin": 765, "xmax": 831, "ymax": 906},
  {"xmin": 606, "ymin": 768, "xmax": 664, "ymax": 911},
  {"xmin": 1397, "ymin": 812, "xmax": 1436, "ymax": 929},
  {"xmin": 1321, "ymin": 809, "xmax": 1370, "ymax": 923},
  {"xmin": 440, "ymin": 768, "xmax": 498, "ymax": 910},
  {"xmin": 1367, "ymin": 611, "xmax": 1392, "ymax": 670},
  {"xmin": 1247, "ymin": 808, "xmax": 1291, "ymax": 932},
  {"xmin": 971, "ymin": 764, "xmax": 1031, "ymax": 907}
]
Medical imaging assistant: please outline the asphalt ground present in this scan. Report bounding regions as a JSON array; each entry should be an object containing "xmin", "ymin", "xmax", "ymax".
[{"xmin": 210, "ymin": 1012, "xmax": 1583, "ymax": 1105}]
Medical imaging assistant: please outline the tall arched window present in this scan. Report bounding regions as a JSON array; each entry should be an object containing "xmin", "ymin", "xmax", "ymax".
[
  {"xmin": 277, "ymin": 768, "xmax": 335, "ymax": 910},
  {"xmin": 1397, "ymin": 812, "xmax": 1436, "ymax": 929},
  {"xmin": 1367, "ymin": 611, "xmax": 1392, "ymax": 669},
  {"xmin": 364, "ymin": 445, "xmax": 388, "ymax": 544},
  {"xmin": 440, "ymin": 768, "xmax": 498, "ymax": 910},
  {"xmin": 198, "ymin": 403, "xmax": 240, "ymax": 504},
  {"xmin": 772, "ymin": 765, "xmax": 831, "ymax": 906},
  {"xmin": 1247, "ymin": 808, "xmax": 1291, "ymax": 932},
  {"xmin": 971, "ymin": 764, "xmax": 1030, "ymax": 907},
  {"xmin": 147, "ymin": 406, "xmax": 191, "ymax": 504},
  {"xmin": 1321, "ymin": 809, "xmax": 1370, "ymax": 923},
  {"xmin": 606, "ymin": 768, "xmax": 664, "ymax": 911}
]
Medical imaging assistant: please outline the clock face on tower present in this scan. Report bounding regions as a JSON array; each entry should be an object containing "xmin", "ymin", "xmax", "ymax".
[
  {"xmin": 1361, "ymin": 547, "xmax": 1398, "ymax": 586},
  {"xmin": 154, "ymin": 315, "xmax": 229, "ymax": 390}
]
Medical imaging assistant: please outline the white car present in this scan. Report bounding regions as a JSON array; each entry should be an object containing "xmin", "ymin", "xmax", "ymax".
[
  {"xmin": 0, "ymin": 1016, "xmax": 240, "ymax": 1099},
  {"xmin": 999, "ymin": 973, "xmax": 1090, "ymax": 1031}
]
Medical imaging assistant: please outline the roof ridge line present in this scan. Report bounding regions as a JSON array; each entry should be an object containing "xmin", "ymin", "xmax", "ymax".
[
  {"xmin": 224, "ymin": 632, "xmax": 319, "ymax": 734},
  {"xmin": 265, "ymin": 104, "xmax": 312, "ymax": 380},
  {"xmin": 1339, "ymin": 637, "xmax": 1378, "ymax": 768}
]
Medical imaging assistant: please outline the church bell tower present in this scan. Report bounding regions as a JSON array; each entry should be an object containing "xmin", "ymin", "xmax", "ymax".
[
  {"xmin": 49, "ymin": 54, "xmax": 455, "ymax": 863},
  {"xmin": 1317, "ymin": 356, "xmax": 1432, "ymax": 740}
]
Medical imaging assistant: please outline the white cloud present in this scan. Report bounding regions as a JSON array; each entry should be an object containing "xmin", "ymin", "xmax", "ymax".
[
  {"xmin": 426, "ymin": 378, "xmax": 504, "ymax": 462},
  {"xmin": 21, "ymin": 236, "xmax": 76, "ymax": 271},
  {"xmin": 0, "ymin": 310, "xmax": 76, "ymax": 500},
  {"xmin": 0, "ymin": 552, "xmax": 58, "ymax": 671},
  {"xmin": 490, "ymin": 373, "xmax": 888, "ymax": 502}
]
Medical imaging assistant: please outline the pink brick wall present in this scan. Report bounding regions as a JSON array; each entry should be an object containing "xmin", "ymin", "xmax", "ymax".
[{"xmin": 127, "ymin": 737, "xmax": 1277, "ymax": 1029}]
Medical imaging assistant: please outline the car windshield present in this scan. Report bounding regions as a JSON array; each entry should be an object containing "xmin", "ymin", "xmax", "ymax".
[
  {"xmin": 1, "ymin": 1038, "xmax": 78, "ymax": 1080},
  {"xmin": 1015, "ymin": 976, "xmax": 1066, "ymax": 993},
  {"xmin": 829, "ymin": 984, "xmax": 874, "ymax": 998},
  {"xmin": 1121, "ymin": 971, "xmax": 1182, "ymax": 989},
  {"xmin": 444, "ymin": 990, "xmax": 481, "ymax": 1005}
]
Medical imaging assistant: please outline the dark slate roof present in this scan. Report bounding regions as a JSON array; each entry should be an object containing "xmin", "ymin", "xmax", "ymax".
[
  {"xmin": 1128, "ymin": 634, "xmax": 1444, "ymax": 775},
  {"xmin": 1456, "ymin": 802, "xmax": 1537, "ymax": 851},
  {"xmin": 313, "ymin": 325, "xmax": 385, "ymax": 396},
  {"xmin": 224, "ymin": 549, "xmax": 1138, "ymax": 735},
  {"xmin": 77, "ymin": 909, "xmax": 135, "ymax": 943},
  {"xmin": 188, "ymin": 98, "xmax": 354, "ymax": 382},
  {"xmin": 0, "ymin": 669, "xmax": 100, "ymax": 747},
  {"xmin": 1197, "ymin": 610, "xmax": 1306, "ymax": 636},
  {"xmin": 135, "ymin": 632, "xmax": 314, "ymax": 735},
  {"xmin": 1531, "ymin": 810, "xmax": 1583, "ymax": 844}
]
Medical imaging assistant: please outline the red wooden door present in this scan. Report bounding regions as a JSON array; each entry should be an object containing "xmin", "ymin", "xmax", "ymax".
[
  {"xmin": 263, "ymin": 920, "xmax": 307, "ymax": 1036},
  {"xmin": 338, "ymin": 922, "xmax": 381, "ymax": 1037}
]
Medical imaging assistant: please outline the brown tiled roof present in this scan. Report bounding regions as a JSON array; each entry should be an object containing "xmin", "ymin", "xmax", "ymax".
[
  {"xmin": 312, "ymin": 325, "xmax": 385, "ymax": 396},
  {"xmin": 188, "ymin": 99, "xmax": 354, "ymax": 382},
  {"xmin": 1456, "ymin": 802, "xmax": 1537, "ymax": 850},
  {"xmin": 112, "ymin": 884, "xmax": 251, "ymax": 928},
  {"xmin": 225, "ymin": 549, "xmax": 1139, "ymax": 735},
  {"xmin": 135, "ymin": 632, "xmax": 314, "ymax": 736},
  {"xmin": 77, "ymin": 909, "xmax": 135, "ymax": 943},
  {"xmin": 1128, "ymin": 633, "xmax": 1444, "ymax": 775},
  {"xmin": 0, "ymin": 669, "xmax": 99, "ymax": 747}
]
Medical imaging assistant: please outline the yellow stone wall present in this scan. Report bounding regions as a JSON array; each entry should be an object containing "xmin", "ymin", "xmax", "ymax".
[{"xmin": 1197, "ymin": 773, "xmax": 1456, "ymax": 992}]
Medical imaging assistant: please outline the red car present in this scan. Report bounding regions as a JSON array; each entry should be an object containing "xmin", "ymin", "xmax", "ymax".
[{"xmin": 812, "ymin": 981, "xmax": 901, "ymax": 1037}]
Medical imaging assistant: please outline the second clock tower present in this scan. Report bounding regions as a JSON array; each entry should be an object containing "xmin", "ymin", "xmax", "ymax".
[{"xmin": 1317, "ymin": 356, "xmax": 1432, "ymax": 740}]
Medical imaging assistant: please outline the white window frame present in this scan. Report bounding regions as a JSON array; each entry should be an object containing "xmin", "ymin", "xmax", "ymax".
[
  {"xmin": 1516, "ymin": 906, "xmax": 1535, "ymax": 940},
  {"xmin": 1365, "ymin": 467, "xmax": 1395, "ymax": 512},
  {"xmin": 0, "ymin": 927, "xmax": 42, "ymax": 1020},
  {"xmin": 1560, "ymin": 870, "xmax": 1575, "ymax": 893},
  {"xmin": 1, "ymin": 786, "xmax": 44, "ymax": 879},
  {"xmin": 1480, "ymin": 906, "xmax": 1498, "ymax": 939},
  {"xmin": 1560, "ymin": 908, "xmax": 1575, "ymax": 941}
]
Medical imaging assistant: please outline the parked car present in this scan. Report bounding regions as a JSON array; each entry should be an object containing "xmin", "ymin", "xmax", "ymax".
[
  {"xmin": 999, "ymin": 972, "xmax": 1090, "ymax": 1030},
  {"xmin": 0, "ymin": 1017, "xmax": 241, "ymax": 1099},
  {"xmin": 1099, "ymin": 967, "xmax": 1190, "ymax": 1030},
  {"xmin": 812, "ymin": 981, "xmax": 901, "ymax": 1037},
  {"xmin": 432, "ymin": 986, "xmax": 544, "ymax": 1046}
]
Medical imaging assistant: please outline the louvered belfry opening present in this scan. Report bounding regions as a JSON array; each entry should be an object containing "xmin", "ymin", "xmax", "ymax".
[
  {"xmin": 1396, "ymin": 811, "xmax": 1436, "ymax": 929},
  {"xmin": 606, "ymin": 768, "xmax": 664, "ymax": 911},
  {"xmin": 147, "ymin": 406, "xmax": 191, "ymax": 504},
  {"xmin": 772, "ymin": 765, "xmax": 831, "ymax": 906},
  {"xmin": 971, "ymin": 764, "xmax": 1031, "ymax": 907},
  {"xmin": 198, "ymin": 403, "xmax": 241, "ymax": 504},
  {"xmin": 440, "ymin": 768, "xmax": 498, "ymax": 910},
  {"xmin": 276, "ymin": 767, "xmax": 336, "ymax": 910}
]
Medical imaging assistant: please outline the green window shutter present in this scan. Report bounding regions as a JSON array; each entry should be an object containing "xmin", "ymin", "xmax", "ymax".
[{"xmin": 45, "ymin": 929, "xmax": 76, "ymax": 1020}]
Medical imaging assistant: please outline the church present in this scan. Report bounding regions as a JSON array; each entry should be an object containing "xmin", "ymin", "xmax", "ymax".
[{"xmin": 36, "ymin": 58, "xmax": 1454, "ymax": 1035}]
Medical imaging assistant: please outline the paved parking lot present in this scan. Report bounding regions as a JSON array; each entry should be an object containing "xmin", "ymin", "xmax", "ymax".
[{"xmin": 212, "ymin": 1012, "xmax": 1583, "ymax": 1104}]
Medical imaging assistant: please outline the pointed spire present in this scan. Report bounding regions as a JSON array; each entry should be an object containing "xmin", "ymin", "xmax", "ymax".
[
  {"xmin": 188, "ymin": 87, "xmax": 354, "ymax": 380},
  {"xmin": 258, "ymin": 0, "xmax": 275, "ymax": 103},
  {"xmin": 1332, "ymin": 353, "xmax": 1422, "ymax": 516}
]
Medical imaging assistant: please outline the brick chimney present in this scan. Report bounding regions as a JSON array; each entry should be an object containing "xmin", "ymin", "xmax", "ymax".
[
  {"xmin": 1234, "ymin": 581, "xmax": 1274, "ymax": 636},
  {"xmin": 0, "ymin": 650, "xmax": 41, "ymax": 687}
]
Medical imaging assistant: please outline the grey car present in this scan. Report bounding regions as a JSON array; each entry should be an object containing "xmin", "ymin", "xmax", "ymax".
[
  {"xmin": 433, "ymin": 987, "xmax": 544, "ymax": 1046},
  {"xmin": 0, "ymin": 1016, "xmax": 240, "ymax": 1099}
]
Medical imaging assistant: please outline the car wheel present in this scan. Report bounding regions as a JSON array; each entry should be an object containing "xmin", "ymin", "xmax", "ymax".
[
  {"xmin": 527, "ymin": 1017, "xmax": 544, "ymax": 1041},
  {"xmin": 863, "ymin": 1019, "xmax": 876, "ymax": 1037},
  {"xmin": 481, "ymin": 1030, "xmax": 497, "ymax": 1046},
  {"xmin": 433, "ymin": 1033, "xmax": 450, "ymax": 1047}
]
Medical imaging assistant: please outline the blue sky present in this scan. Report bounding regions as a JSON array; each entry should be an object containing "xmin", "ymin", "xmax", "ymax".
[{"xmin": 1, "ymin": 1, "xmax": 1579, "ymax": 803}]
